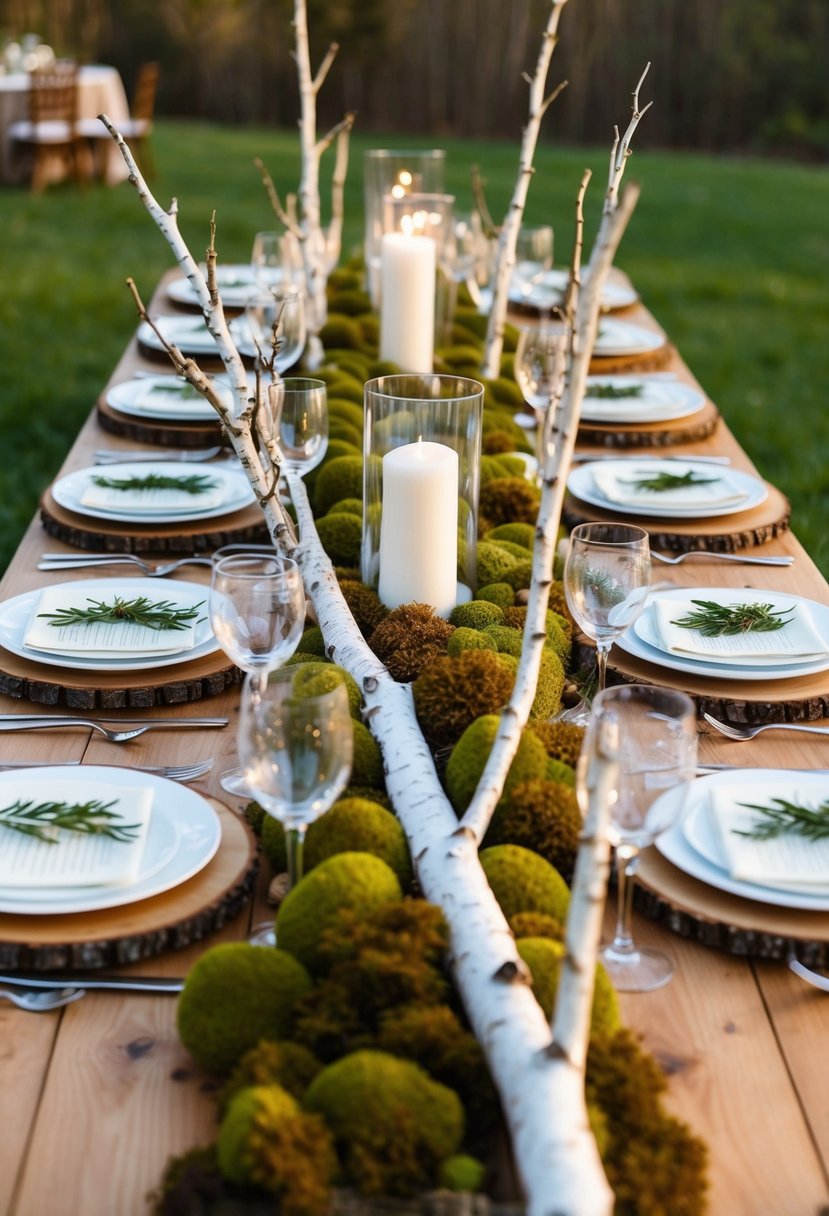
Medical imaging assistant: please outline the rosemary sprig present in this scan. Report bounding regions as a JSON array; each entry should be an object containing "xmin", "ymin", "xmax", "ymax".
[
  {"xmin": 735, "ymin": 798, "xmax": 829, "ymax": 842},
  {"xmin": 670, "ymin": 599, "xmax": 794, "ymax": 637},
  {"xmin": 620, "ymin": 469, "xmax": 720, "ymax": 493},
  {"xmin": 147, "ymin": 382, "xmax": 201, "ymax": 400},
  {"xmin": 39, "ymin": 596, "xmax": 204, "ymax": 632},
  {"xmin": 0, "ymin": 798, "xmax": 140, "ymax": 844},
  {"xmin": 586, "ymin": 383, "xmax": 644, "ymax": 400},
  {"xmin": 91, "ymin": 473, "xmax": 218, "ymax": 495}
]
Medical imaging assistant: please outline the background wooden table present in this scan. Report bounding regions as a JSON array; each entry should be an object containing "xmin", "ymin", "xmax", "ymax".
[{"xmin": 1, "ymin": 293, "xmax": 828, "ymax": 1215}]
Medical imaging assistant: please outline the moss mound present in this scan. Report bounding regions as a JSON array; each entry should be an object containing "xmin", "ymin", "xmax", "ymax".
[
  {"xmin": 316, "ymin": 511, "xmax": 362, "ymax": 565},
  {"xmin": 509, "ymin": 910, "xmax": 565, "ymax": 941},
  {"xmin": 217, "ymin": 1084, "xmax": 335, "ymax": 1213},
  {"xmin": 276, "ymin": 852, "xmax": 402, "ymax": 973},
  {"xmin": 325, "ymin": 495, "xmax": 363, "ymax": 518},
  {"xmin": 439, "ymin": 1155, "xmax": 487, "ymax": 1193},
  {"xmin": 479, "ymin": 843, "xmax": 570, "ymax": 923},
  {"xmin": 475, "ymin": 540, "xmax": 520, "ymax": 587},
  {"xmin": 304, "ymin": 1050, "xmax": 465, "ymax": 1196},
  {"xmin": 485, "ymin": 778, "xmax": 582, "ymax": 882},
  {"xmin": 286, "ymin": 660, "xmax": 363, "ymax": 720},
  {"xmin": 444, "ymin": 714, "xmax": 549, "ymax": 813},
  {"xmin": 479, "ymin": 477, "xmax": 542, "ymax": 529},
  {"xmin": 339, "ymin": 578, "xmax": 389, "ymax": 636},
  {"xmin": 177, "ymin": 943, "xmax": 311, "ymax": 1074},
  {"xmin": 413, "ymin": 652, "xmax": 515, "ymax": 749},
  {"xmin": 369, "ymin": 602, "xmax": 455, "ymax": 682},
  {"xmin": 475, "ymin": 582, "xmax": 515, "ymax": 610},
  {"xmin": 486, "ymin": 522, "xmax": 536, "ymax": 549},
  {"xmin": 529, "ymin": 719, "xmax": 586, "ymax": 769},
  {"xmin": 448, "ymin": 599, "xmax": 504, "ymax": 629},
  {"xmin": 263, "ymin": 798, "xmax": 410, "ymax": 886},
  {"xmin": 516, "ymin": 937, "xmax": 619, "ymax": 1034},
  {"xmin": 312, "ymin": 454, "xmax": 363, "ymax": 514},
  {"xmin": 446, "ymin": 626, "xmax": 497, "ymax": 656},
  {"xmin": 222, "ymin": 1040, "xmax": 323, "ymax": 1110}
]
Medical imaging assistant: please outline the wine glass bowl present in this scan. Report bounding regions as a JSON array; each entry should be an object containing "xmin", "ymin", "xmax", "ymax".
[
  {"xmin": 513, "ymin": 223, "xmax": 554, "ymax": 297},
  {"xmin": 562, "ymin": 522, "xmax": 651, "ymax": 724},
  {"xmin": 579, "ymin": 683, "xmax": 697, "ymax": 992},
  {"xmin": 243, "ymin": 288, "xmax": 306, "ymax": 373},
  {"xmin": 274, "ymin": 377, "xmax": 329, "ymax": 476},
  {"xmin": 513, "ymin": 321, "xmax": 568, "ymax": 468}
]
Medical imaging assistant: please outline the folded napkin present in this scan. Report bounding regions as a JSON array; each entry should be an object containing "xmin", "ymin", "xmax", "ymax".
[
  {"xmin": 651, "ymin": 597, "xmax": 829, "ymax": 662},
  {"xmin": 591, "ymin": 462, "xmax": 749, "ymax": 510},
  {"xmin": 142, "ymin": 316, "xmax": 216, "ymax": 352},
  {"xmin": 0, "ymin": 779, "xmax": 153, "ymax": 889},
  {"xmin": 707, "ymin": 785, "xmax": 829, "ymax": 888},
  {"xmin": 132, "ymin": 379, "xmax": 212, "ymax": 416},
  {"xmin": 24, "ymin": 585, "xmax": 202, "ymax": 657},
  {"xmin": 80, "ymin": 469, "xmax": 227, "ymax": 514}
]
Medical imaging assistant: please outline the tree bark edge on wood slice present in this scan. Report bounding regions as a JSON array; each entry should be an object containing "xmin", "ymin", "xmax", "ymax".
[{"xmin": 96, "ymin": 399, "xmax": 224, "ymax": 449}]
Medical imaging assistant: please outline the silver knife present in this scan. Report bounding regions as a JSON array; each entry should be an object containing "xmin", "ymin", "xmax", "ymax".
[
  {"xmin": 0, "ymin": 973, "xmax": 184, "ymax": 993},
  {"xmin": 571, "ymin": 453, "xmax": 731, "ymax": 465},
  {"xmin": 0, "ymin": 715, "xmax": 227, "ymax": 727}
]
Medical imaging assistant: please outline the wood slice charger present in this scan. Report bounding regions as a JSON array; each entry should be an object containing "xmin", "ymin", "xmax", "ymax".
[
  {"xmin": 0, "ymin": 801, "xmax": 259, "ymax": 971},
  {"xmin": 96, "ymin": 392, "xmax": 224, "ymax": 450},
  {"xmin": 577, "ymin": 398, "xmax": 721, "ymax": 450}
]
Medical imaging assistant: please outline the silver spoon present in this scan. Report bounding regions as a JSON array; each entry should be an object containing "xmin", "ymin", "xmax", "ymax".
[{"xmin": 0, "ymin": 987, "xmax": 86, "ymax": 1011}]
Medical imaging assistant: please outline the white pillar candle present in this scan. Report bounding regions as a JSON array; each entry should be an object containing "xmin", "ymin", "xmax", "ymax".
[
  {"xmin": 379, "ymin": 232, "xmax": 435, "ymax": 373},
  {"xmin": 378, "ymin": 439, "xmax": 458, "ymax": 617}
]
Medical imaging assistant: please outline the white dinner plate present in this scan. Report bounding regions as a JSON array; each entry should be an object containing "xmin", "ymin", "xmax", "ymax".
[
  {"xmin": 0, "ymin": 766, "xmax": 221, "ymax": 915},
  {"xmin": 615, "ymin": 587, "xmax": 829, "ymax": 682},
  {"xmin": 137, "ymin": 316, "xmax": 221, "ymax": 357},
  {"xmin": 0, "ymin": 578, "xmax": 217, "ymax": 672},
  {"xmin": 580, "ymin": 375, "xmax": 707, "ymax": 424},
  {"xmin": 592, "ymin": 318, "xmax": 667, "ymax": 357},
  {"xmin": 166, "ymin": 265, "xmax": 284, "ymax": 309},
  {"xmin": 510, "ymin": 270, "xmax": 638, "ymax": 314},
  {"xmin": 52, "ymin": 461, "xmax": 255, "ymax": 523},
  {"xmin": 106, "ymin": 374, "xmax": 231, "ymax": 422},
  {"xmin": 656, "ymin": 770, "xmax": 829, "ymax": 910},
  {"xmin": 567, "ymin": 460, "xmax": 768, "ymax": 518}
]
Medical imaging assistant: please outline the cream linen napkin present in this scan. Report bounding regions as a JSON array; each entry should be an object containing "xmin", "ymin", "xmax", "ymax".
[
  {"xmin": 651, "ymin": 597, "xmax": 829, "ymax": 662},
  {"xmin": 133, "ymin": 379, "xmax": 214, "ymax": 416},
  {"xmin": 80, "ymin": 468, "xmax": 227, "ymax": 514},
  {"xmin": 707, "ymin": 785, "xmax": 829, "ymax": 888},
  {"xmin": 0, "ymin": 780, "xmax": 153, "ymax": 888},
  {"xmin": 24, "ymin": 584, "xmax": 202, "ymax": 657},
  {"xmin": 591, "ymin": 461, "xmax": 749, "ymax": 510}
]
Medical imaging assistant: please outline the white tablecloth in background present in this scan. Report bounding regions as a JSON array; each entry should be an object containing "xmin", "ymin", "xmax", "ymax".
[{"xmin": 0, "ymin": 64, "xmax": 130, "ymax": 185}]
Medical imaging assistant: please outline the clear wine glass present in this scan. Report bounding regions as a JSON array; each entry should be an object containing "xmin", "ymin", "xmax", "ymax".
[
  {"xmin": 513, "ymin": 223, "xmax": 553, "ymax": 298},
  {"xmin": 239, "ymin": 668, "xmax": 353, "ymax": 945},
  {"xmin": 578, "ymin": 683, "xmax": 697, "ymax": 992},
  {"xmin": 244, "ymin": 288, "xmax": 306, "ymax": 373},
  {"xmin": 562, "ymin": 522, "xmax": 651, "ymax": 726},
  {"xmin": 250, "ymin": 230, "xmax": 290, "ymax": 293},
  {"xmin": 209, "ymin": 552, "xmax": 305, "ymax": 795},
  {"xmin": 273, "ymin": 377, "xmax": 329, "ymax": 476},
  {"xmin": 513, "ymin": 321, "xmax": 568, "ymax": 468}
]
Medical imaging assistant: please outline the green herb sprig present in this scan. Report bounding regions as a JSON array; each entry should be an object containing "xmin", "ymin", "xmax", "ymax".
[
  {"xmin": 39, "ymin": 596, "xmax": 204, "ymax": 632},
  {"xmin": 620, "ymin": 469, "xmax": 720, "ymax": 493},
  {"xmin": 148, "ymin": 382, "xmax": 201, "ymax": 400},
  {"xmin": 671, "ymin": 599, "xmax": 794, "ymax": 637},
  {"xmin": 587, "ymin": 383, "xmax": 644, "ymax": 400},
  {"xmin": 735, "ymin": 798, "xmax": 829, "ymax": 842},
  {"xmin": 0, "ymin": 798, "xmax": 140, "ymax": 844},
  {"xmin": 91, "ymin": 473, "xmax": 218, "ymax": 495}
]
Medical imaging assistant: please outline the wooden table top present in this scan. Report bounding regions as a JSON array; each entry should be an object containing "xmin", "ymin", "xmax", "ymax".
[{"xmin": 1, "ymin": 287, "xmax": 828, "ymax": 1216}]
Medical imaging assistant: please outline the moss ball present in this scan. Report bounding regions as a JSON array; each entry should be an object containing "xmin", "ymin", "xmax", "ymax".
[
  {"xmin": 177, "ymin": 943, "xmax": 312, "ymax": 1074},
  {"xmin": 313, "ymin": 455, "xmax": 364, "ymax": 515},
  {"xmin": 475, "ymin": 582, "xmax": 515, "ymax": 610},
  {"xmin": 319, "ymin": 313, "xmax": 363, "ymax": 349},
  {"xmin": 286, "ymin": 660, "xmax": 363, "ymax": 720},
  {"xmin": 448, "ymin": 599, "xmax": 504, "ymax": 629},
  {"xmin": 485, "ymin": 778, "xmax": 582, "ymax": 882},
  {"xmin": 297, "ymin": 625, "xmax": 327, "ymax": 657},
  {"xmin": 490, "ymin": 538, "xmax": 530, "ymax": 561},
  {"xmin": 413, "ymin": 651, "xmax": 514, "ymax": 749},
  {"xmin": 444, "ymin": 714, "xmax": 550, "ymax": 813},
  {"xmin": 446, "ymin": 627, "xmax": 497, "ymax": 657},
  {"xmin": 529, "ymin": 648, "xmax": 566, "ymax": 720},
  {"xmin": 479, "ymin": 477, "xmax": 541, "ymax": 528},
  {"xmin": 349, "ymin": 719, "xmax": 385, "ymax": 788},
  {"xmin": 325, "ymin": 496, "xmax": 363, "ymax": 518},
  {"xmin": 328, "ymin": 288, "xmax": 372, "ymax": 316},
  {"xmin": 486, "ymin": 522, "xmax": 536, "ymax": 550},
  {"xmin": 222, "ymin": 1040, "xmax": 323, "ymax": 1108},
  {"xmin": 439, "ymin": 1155, "xmax": 487, "ymax": 1193},
  {"xmin": 501, "ymin": 558, "xmax": 534, "ymax": 591},
  {"xmin": 517, "ymin": 937, "xmax": 620, "ymax": 1035},
  {"xmin": 482, "ymin": 623, "xmax": 523, "ymax": 656},
  {"xmin": 217, "ymin": 1084, "xmax": 335, "ymax": 1211},
  {"xmin": 509, "ymin": 910, "xmax": 565, "ymax": 941},
  {"xmin": 304, "ymin": 1050, "xmax": 465, "ymax": 1197},
  {"xmin": 479, "ymin": 843, "xmax": 570, "ymax": 923},
  {"xmin": 316, "ymin": 511, "xmax": 362, "ymax": 566},
  {"xmin": 277, "ymin": 852, "xmax": 402, "ymax": 973},
  {"xmin": 530, "ymin": 720, "xmax": 585, "ymax": 769},
  {"xmin": 475, "ymin": 541, "xmax": 520, "ymax": 587},
  {"xmin": 339, "ymin": 579, "xmax": 389, "ymax": 637},
  {"xmin": 369, "ymin": 603, "xmax": 455, "ymax": 682}
]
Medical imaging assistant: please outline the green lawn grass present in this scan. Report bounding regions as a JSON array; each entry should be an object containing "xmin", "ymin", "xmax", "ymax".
[{"xmin": 1, "ymin": 121, "xmax": 827, "ymax": 574}]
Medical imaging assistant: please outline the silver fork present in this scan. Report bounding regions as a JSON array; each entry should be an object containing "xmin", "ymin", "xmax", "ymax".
[
  {"xmin": 703, "ymin": 713, "xmax": 829, "ymax": 741},
  {"xmin": 38, "ymin": 553, "xmax": 213, "ymax": 576},
  {"xmin": 0, "ymin": 759, "xmax": 213, "ymax": 782},
  {"xmin": 93, "ymin": 447, "xmax": 225, "ymax": 465},
  {"xmin": 651, "ymin": 550, "xmax": 793, "ymax": 567}
]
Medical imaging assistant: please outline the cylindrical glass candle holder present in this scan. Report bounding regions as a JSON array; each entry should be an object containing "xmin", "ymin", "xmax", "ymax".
[
  {"xmin": 363, "ymin": 148, "xmax": 446, "ymax": 307},
  {"xmin": 362, "ymin": 374, "xmax": 484, "ymax": 618}
]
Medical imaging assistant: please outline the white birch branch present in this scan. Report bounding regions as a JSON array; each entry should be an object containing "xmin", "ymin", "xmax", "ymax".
[{"xmin": 481, "ymin": 0, "xmax": 569, "ymax": 380}]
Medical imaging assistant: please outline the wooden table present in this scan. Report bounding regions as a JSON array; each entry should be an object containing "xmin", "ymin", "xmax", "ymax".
[{"xmin": 1, "ymin": 290, "xmax": 828, "ymax": 1216}]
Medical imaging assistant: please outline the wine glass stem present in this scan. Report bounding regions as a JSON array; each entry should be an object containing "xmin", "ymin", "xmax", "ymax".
[
  {"xmin": 596, "ymin": 641, "xmax": 611, "ymax": 694},
  {"xmin": 285, "ymin": 825, "xmax": 307, "ymax": 889},
  {"xmin": 611, "ymin": 845, "xmax": 640, "ymax": 956}
]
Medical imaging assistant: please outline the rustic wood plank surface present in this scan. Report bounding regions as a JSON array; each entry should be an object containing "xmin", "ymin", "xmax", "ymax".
[{"xmin": 1, "ymin": 285, "xmax": 828, "ymax": 1216}]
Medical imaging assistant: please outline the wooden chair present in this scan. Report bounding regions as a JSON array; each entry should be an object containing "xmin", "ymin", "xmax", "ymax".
[
  {"xmin": 7, "ymin": 61, "xmax": 82, "ymax": 192},
  {"xmin": 79, "ymin": 61, "xmax": 159, "ymax": 178}
]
